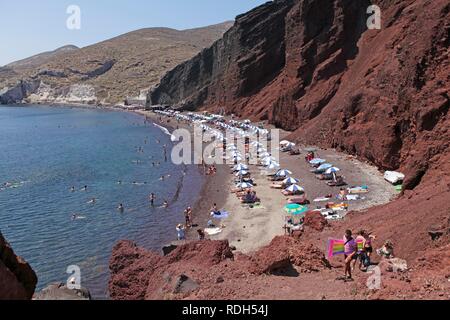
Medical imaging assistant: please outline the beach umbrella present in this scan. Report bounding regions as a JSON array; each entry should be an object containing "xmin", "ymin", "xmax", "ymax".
[
  {"xmin": 285, "ymin": 184, "xmax": 305, "ymax": 193},
  {"xmin": 267, "ymin": 162, "xmax": 280, "ymax": 170},
  {"xmin": 325, "ymin": 167, "xmax": 341, "ymax": 174},
  {"xmin": 283, "ymin": 177, "xmax": 299, "ymax": 185},
  {"xmin": 232, "ymin": 156, "xmax": 243, "ymax": 162},
  {"xmin": 309, "ymin": 158, "xmax": 326, "ymax": 165},
  {"xmin": 259, "ymin": 152, "xmax": 271, "ymax": 158},
  {"xmin": 317, "ymin": 163, "xmax": 333, "ymax": 171},
  {"xmin": 236, "ymin": 182, "xmax": 253, "ymax": 189},
  {"xmin": 276, "ymin": 169, "xmax": 293, "ymax": 177},
  {"xmin": 304, "ymin": 147, "xmax": 317, "ymax": 152},
  {"xmin": 257, "ymin": 148, "xmax": 267, "ymax": 153},
  {"xmin": 235, "ymin": 170, "xmax": 249, "ymax": 177},
  {"xmin": 262, "ymin": 156, "xmax": 276, "ymax": 162},
  {"xmin": 280, "ymin": 140, "xmax": 290, "ymax": 146},
  {"xmin": 284, "ymin": 203, "xmax": 308, "ymax": 216},
  {"xmin": 234, "ymin": 164, "xmax": 248, "ymax": 171}
]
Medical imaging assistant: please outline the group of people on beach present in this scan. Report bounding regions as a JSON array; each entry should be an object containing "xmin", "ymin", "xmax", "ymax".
[{"xmin": 339, "ymin": 229, "xmax": 394, "ymax": 282}]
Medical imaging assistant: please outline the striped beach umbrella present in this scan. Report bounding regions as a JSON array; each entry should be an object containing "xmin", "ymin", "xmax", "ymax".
[
  {"xmin": 285, "ymin": 184, "xmax": 305, "ymax": 193},
  {"xmin": 236, "ymin": 182, "xmax": 253, "ymax": 189},
  {"xmin": 283, "ymin": 177, "xmax": 299, "ymax": 185},
  {"xmin": 276, "ymin": 169, "xmax": 293, "ymax": 177}
]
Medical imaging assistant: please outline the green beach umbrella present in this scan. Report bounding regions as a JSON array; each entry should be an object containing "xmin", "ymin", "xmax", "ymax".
[{"xmin": 284, "ymin": 203, "xmax": 308, "ymax": 216}]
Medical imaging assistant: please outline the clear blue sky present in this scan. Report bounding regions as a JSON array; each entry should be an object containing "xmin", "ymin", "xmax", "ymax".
[{"xmin": 0, "ymin": 0, "xmax": 268, "ymax": 66}]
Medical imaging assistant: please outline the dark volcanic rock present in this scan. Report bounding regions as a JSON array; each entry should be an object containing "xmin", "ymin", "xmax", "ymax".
[{"xmin": 0, "ymin": 232, "xmax": 38, "ymax": 300}]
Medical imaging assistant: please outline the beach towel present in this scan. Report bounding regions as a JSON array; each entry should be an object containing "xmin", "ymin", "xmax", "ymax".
[
  {"xmin": 314, "ymin": 197, "xmax": 331, "ymax": 202},
  {"xmin": 326, "ymin": 238, "xmax": 364, "ymax": 258},
  {"xmin": 204, "ymin": 228, "xmax": 222, "ymax": 236}
]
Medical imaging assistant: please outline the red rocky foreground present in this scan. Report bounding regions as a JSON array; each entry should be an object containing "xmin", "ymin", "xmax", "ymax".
[
  {"xmin": 108, "ymin": 236, "xmax": 331, "ymax": 300},
  {"xmin": 0, "ymin": 232, "xmax": 37, "ymax": 300}
]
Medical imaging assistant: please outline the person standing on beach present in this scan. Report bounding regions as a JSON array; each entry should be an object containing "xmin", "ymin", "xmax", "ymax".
[
  {"xmin": 184, "ymin": 209, "xmax": 191, "ymax": 228},
  {"xmin": 176, "ymin": 224, "xmax": 186, "ymax": 240}
]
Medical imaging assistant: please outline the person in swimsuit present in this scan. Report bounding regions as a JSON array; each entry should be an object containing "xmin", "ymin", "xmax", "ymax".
[
  {"xmin": 117, "ymin": 203, "xmax": 124, "ymax": 213},
  {"xmin": 341, "ymin": 230, "xmax": 358, "ymax": 281}
]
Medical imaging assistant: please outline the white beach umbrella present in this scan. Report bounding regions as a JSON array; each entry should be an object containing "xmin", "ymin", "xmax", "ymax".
[
  {"xmin": 280, "ymin": 140, "xmax": 290, "ymax": 146},
  {"xmin": 259, "ymin": 152, "xmax": 271, "ymax": 158},
  {"xmin": 235, "ymin": 170, "xmax": 249, "ymax": 177},
  {"xmin": 234, "ymin": 164, "xmax": 248, "ymax": 171},
  {"xmin": 276, "ymin": 169, "xmax": 292, "ymax": 177},
  {"xmin": 285, "ymin": 184, "xmax": 305, "ymax": 193},
  {"xmin": 283, "ymin": 177, "xmax": 299, "ymax": 185},
  {"xmin": 236, "ymin": 182, "xmax": 253, "ymax": 189},
  {"xmin": 267, "ymin": 162, "xmax": 280, "ymax": 170}
]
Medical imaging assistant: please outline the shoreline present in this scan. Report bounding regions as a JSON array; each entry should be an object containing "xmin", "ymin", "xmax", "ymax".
[{"xmin": 3, "ymin": 103, "xmax": 398, "ymax": 253}]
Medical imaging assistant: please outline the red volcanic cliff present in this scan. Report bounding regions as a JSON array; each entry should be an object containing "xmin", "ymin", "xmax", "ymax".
[
  {"xmin": 149, "ymin": 0, "xmax": 449, "ymax": 190},
  {"xmin": 0, "ymin": 232, "xmax": 37, "ymax": 300}
]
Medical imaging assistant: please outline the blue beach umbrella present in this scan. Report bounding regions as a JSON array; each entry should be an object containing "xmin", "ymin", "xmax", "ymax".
[
  {"xmin": 325, "ymin": 167, "xmax": 341, "ymax": 174},
  {"xmin": 317, "ymin": 163, "xmax": 333, "ymax": 171},
  {"xmin": 310, "ymin": 158, "xmax": 326, "ymax": 165}
]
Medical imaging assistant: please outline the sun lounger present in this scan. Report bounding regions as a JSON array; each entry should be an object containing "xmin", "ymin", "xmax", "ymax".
[
  {"xmin": 282, "ymin": 190, "xmax": 304, "ymax": 196},
  {"xmin": 270, "ymin": 184, "xmax": 284, "ymax": 189},
  {"xmin": 316, "ymin": 173, "xmax": 333, "ymax": 181},
  {"xmin": 347, "ymin": 186, "xmax": 369, "ymax": 194},
  {"xmin": 314, "ymin": 197, "xmax": 332, "ymax": 202},
  {"xmin": 287, "ymin": 197, "xmax": 310, "ymax": 205}
]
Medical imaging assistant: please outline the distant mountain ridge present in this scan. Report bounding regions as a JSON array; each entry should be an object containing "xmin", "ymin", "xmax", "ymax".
[{"xmin": 0, "ymin": 21, "xmax": 233, "ymax": 105}]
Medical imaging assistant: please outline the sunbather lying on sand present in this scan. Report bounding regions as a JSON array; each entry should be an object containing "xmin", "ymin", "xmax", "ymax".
[
  {"xmin": 240, "ymin": 191, "xmax": 260, "ymax": 204},
  {"xmin": 270, "ymin": 183, "xmax": 286, "ymax": 189},
  {"xmin": 316, "ymin": 173, "xmax": 333, "ymax": 181},
  {"xmin": 282, "ymin": 190, "xmax": 304, "ymax": 196}
]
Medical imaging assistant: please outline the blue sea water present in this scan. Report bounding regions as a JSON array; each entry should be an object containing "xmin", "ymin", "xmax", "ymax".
[{"xmin": 0, "ymin": 105, "xmax": 203, "ymax": 298}]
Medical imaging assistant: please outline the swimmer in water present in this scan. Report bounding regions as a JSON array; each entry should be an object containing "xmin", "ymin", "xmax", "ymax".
[
  {"xmin": 117, "ymin": 204, "xmax": 124, "ymax": 212},
  {"xmin": 163, "ymin": 200, "xmax": 169, "ymax": 208},
  {"xmin": 160, "ymin": 176, "xmax": 165, "ymax": 181},
  {"xmin": 117, "ymin": 180, "xmax": 122, "ymax": 185},
  {"xmin": 70, "ymin": 186, "xmax": 76, "ymax": 192},
  {"xmin": 88, "ymin": 198, "xmax": 96, "ymax": 204},
  {"xmin": 149, "ymin": 193, "xmax": 156, "ymax": 206},
  {"xmin": 82, "ymin": 186, "xmax": 88, "ymax": 191}
]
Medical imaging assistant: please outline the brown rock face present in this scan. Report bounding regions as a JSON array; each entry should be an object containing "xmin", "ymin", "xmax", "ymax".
[
  {"xmin": 109, "ymin": 237, "xmax": 329, "ymax": 300},
  {"xmin": 0, "ymin": 232, "xmax": 38, "ymax": 300}
]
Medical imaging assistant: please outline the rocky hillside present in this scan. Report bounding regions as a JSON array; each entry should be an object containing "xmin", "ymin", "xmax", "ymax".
[
  {"xmin": 0, "ymin": 22, "xmax": 232, "ymax": 105},
  {"xmin": 0, "ymin": 232, "xmax": 37, "ymax": 300}
]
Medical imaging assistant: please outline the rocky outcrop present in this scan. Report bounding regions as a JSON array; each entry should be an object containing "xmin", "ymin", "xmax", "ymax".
[
  {"xmin": 0, "ymin": 79, "xmax": 40, "ymax": 104},
  {"xmin": 33, "ymin": 283, "xmax": 91, "ymax": 300},
  {"xmin": 0, "ymin": 232, "xmax": 38, "ymax": 300},
  {"xmin": 109, "ymin": 237, "xmax": 329, "ymax": 300}
]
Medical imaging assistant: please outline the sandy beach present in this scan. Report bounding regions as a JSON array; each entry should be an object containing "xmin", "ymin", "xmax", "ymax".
[{"xmin": 135, "ymin": 110, "xmax": 397, "ymax": 253}]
